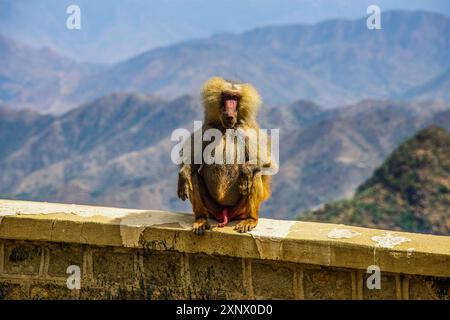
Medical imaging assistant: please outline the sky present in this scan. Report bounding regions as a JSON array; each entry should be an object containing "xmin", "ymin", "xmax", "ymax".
[{"xmin": 1, "ymin": 0, "xmax": 449, "ymax": 64}]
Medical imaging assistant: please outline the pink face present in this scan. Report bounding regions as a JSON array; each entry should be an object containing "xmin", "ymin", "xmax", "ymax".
[{"xmin": 221, "ymin": 92, "xmax": 240, "ymax": 128}]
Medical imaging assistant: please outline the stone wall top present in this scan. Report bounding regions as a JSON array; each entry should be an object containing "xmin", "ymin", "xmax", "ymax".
[{"xmin": 0, "ymin": 199, "xmax": 449, "ymax": 278}]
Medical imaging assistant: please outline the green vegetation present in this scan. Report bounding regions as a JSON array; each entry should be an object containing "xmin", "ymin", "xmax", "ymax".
[{"xmin": 301, "ymin": 126, "xmax": 450, "ymax": 235}]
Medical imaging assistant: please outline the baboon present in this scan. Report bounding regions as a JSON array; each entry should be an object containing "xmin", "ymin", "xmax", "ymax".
[{"xmin": 177, "ymin": 77, "xmax": 276, "ymax": 235}]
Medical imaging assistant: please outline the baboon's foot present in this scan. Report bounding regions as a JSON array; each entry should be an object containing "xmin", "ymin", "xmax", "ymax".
[
  {"xmin": 234, "ymin": 218, "xmax": 258, "ymax": 233},
  {"xmin": 192, "ymin": 218, "xmax": 210, "ymax": 235}
]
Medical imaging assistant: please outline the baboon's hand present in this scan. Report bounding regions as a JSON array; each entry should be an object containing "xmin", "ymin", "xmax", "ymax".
[
  {"xmin": 238, "ymin": 166, "xmax": 254, "ymax": 196},
  {"xmin": 177, "ymin": 173, "xmax": 191, "ymax": 201}
]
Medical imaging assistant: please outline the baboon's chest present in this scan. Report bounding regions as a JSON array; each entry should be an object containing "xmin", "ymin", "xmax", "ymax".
[
  {"xmin": 198, "ymin": 129, "xmax": 249, "ymax": 206},
  {"xmin": 200, "ymin": 163, "xmax": 242, "ymax": 206}
]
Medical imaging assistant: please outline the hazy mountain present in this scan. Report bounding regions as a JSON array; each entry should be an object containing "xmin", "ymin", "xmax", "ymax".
[
  {"xmin": 0, "ymin": 34, "xmax": 103, "ymax": 113},
  {"xmin": 70, "ymin": 11, "xmax": 450, "ymax": 108},
  {"xmin": 1, "ymin": 94, "xmax": 449, "ymax": 219},
  {"xmin": 0, "ymin": 93, "xmax": 202, "ymax": 210},
  {"xmin": 432, "ymin": 109, "xmax": 450, "ymax": 129},
  {"xmin": 4, "ymin": 1, "xmax": 448, "ymax": 64},
  {"xmin": 302, "ymin": 127, "xmax": 450, "ymax": 235},
  {"xmin": 259, "ymin": 99, "xmax": 329, "ymax": 129},
  {"xmin": 0, "ymin": 104, "xmax": 53, "ymax": 159},
  {"xmin": 399, "ymin": 68, "xmax": 450, "ymax": 101},
  {"xmin": 1, "ymin": 11, "xmax": 449, "ymax": 113}
]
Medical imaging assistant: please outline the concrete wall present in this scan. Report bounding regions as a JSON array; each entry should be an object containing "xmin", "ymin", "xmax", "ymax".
[{"xmin": 0, "ymin": 199, "xmax": 449, "ymax": 300}]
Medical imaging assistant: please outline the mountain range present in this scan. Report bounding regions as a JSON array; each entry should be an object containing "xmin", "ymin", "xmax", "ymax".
[
  {"xmin": 397, "ymin": 68, "xmax": 450, "ymax": 101},
  {"xmin": 1, "ymin": 10, "xmax": 449, "ymax": 113},
  {"xmin": 0, "ymin": 34, "xmax": 102, "ymax": 113},
  {"xmin": 4, "ymin": 1, "xmax": 448, "ymax": 64},
  {"xmin": 1, "ymin": 94, "xmax": 449, "ymax": 220}
]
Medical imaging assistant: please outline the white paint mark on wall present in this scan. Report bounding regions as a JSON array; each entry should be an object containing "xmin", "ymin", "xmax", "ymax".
[
  {"xmin": 406, "ymin": 247, "xmax": 415, "ymax": 258},
  {"xmin": 249, "ymin": 218, "xmax": 296, "ymax": 240},
  {"xmin": 249, "ymin": 219, "xmax": 296, "ymax": 260},
  {"xmin": 371, "ymin": 232, "xmax": 411, "ymax": 248},
  {"xmin": 120, "ymin": 211, "xmax": 192, "ymax": 229},
  {"xmin": 327, "ymin": 228, "xmax": 361, "ymax": 239},
  {"xmin": 119, "ymin": 211, "xmax": 192, "ymax": 247}
]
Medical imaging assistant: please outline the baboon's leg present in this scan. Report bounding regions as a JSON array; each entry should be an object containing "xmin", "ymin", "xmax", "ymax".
[
  {"xmin": 228, "ymin": 197, "xmax": 247, "ymax": 220},
  {"xmin": 195, "ymin": 173, "xmax": 222, "ymax": 216},
  {"xmin": 189, "ymin": 172, "xmax": 209, "ymax": 235},
  {"xmin": 260, "ymin": 174, "xmax": 271, "ymax": 201},
  {"xmin": 233, "ymin": 172, "xmax": 270, "ymax": 233},
  {"xmin": 189, "ymin": 172, "xmax": 222, "ymax": 235}
]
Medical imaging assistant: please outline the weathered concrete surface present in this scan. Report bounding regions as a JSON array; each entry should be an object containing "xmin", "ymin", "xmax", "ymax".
[{"xmin": 0, "ymin": 199, "xmax": 449, "ymax": 300}]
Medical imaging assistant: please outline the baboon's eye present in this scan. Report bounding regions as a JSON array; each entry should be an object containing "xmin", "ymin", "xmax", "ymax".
[{"xmin": 221, "ymin": 92, "xmax": 240, "ymax": 101}]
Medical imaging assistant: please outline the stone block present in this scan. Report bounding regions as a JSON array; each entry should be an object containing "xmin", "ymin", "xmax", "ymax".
[
  {"xmin": 4, "ymin": 242, "xmax": 42, "ymax": 275},
  {"xmin": 409, "ymin": 276, "xmax": 450, "ymax": 300},
  {"xmin": 30, "ymin": 283, "xmax": 76, "ymax": 300},
  {"xmin": 189, "ymin": 254, "xmax": 244, "ymax": 297},
  {"xmin": 363, "ymin": 274, "xmax": 398, "ymax": 300},
  {"xmin": 143, "ymin": 250, "xmax": 183, "ymax": 288},
  {"xmin": 251, "ymin": 261, "xmax": 294, "ymax": 299},
  {"xmin": 92, "ymin": 248, "xmax": 135, "ymax": 285},
  {"xmin": 0, "ymin": 282, "xmax": 29, "ymax": 299},
  {"xmin": 303, "ymin": 268, "xmax": 352, "ymax": 300},
  {"xmin": 48, "ymin": 243, "xmax": 84, "ymax": 277}
]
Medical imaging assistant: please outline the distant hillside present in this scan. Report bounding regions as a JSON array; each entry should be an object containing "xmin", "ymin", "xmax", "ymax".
[
  {"xmin": 0, "ymin": 104, "xmax": 53, "ymax": 159},
  {"xmin": 302, "ymin": 127, "xmax": 450, "ymax": 235},
  {"xmin": 1, "ymin": 94, "xmax": 449, "ymax": 219},
  {"xmin": 399, "ymin": 68, "xmax": 450, "ymax": 101},
  {"xmin": 0, "ymin": 93, "xmax": 200, "ymax": 209},
  {"xmin": 0, "ymin": 34, "xmax": 102, "ymax": 113},
  {"xmin": 1, "ymin": 11, "xmax": 449, "ymax": 113},
  {"xmin": 265, "ymin": 100, "xmax": 450, "ymax": 218},
  {"xmin": 432, "ymin": 110, "xmax": 450, "ymax": 130}
]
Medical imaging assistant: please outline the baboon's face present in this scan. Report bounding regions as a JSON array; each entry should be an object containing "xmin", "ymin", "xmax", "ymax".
[{"xmin": 220, "ymin": 92, "xmax": 240, "ymax": 128}]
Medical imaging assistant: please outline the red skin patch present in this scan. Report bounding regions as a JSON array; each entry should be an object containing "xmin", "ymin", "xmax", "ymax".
[
  {"xmin": 217, "ymin": 208, "xmax": 229, "ymax": 227},
  {"xmin": 224, "ymin": 99, "xmax": 237, "ymax": 118},
  {"xmin": 216, "ymin": 207, "xmax": 247, "ymax": 227}
]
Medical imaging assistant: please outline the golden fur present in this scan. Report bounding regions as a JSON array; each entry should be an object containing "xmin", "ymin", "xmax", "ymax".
[{"xmin": 178, "ymin": 76, "xmax": 273, "ymax": 235}]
